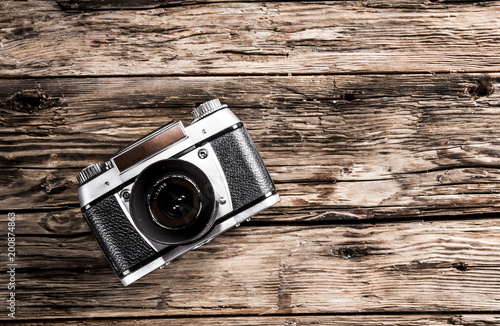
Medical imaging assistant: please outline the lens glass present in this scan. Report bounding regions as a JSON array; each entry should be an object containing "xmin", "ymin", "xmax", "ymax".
[{"xmin": 148, "ymin": 175, "xmax": 202, "ymax": 229}]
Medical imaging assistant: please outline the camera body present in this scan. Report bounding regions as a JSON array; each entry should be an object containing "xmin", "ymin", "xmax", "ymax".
[{"xmin": 77, "ymin": 99, "xmax": 279, "ymax": 286}]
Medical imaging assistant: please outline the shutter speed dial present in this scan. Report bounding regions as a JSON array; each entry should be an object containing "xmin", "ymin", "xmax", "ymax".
[
  {"xmin": 76, "ymin": 162, "xmax": 112, "ymax": 185},
  {"xmin": 191, "ymin": 99, "xmax": 227, "ymax": 123}
]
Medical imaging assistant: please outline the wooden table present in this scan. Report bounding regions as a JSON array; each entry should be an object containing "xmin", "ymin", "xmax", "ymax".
[{"xmin": 2, "ymin": 0, "xmax": 500, "ymax": 324}]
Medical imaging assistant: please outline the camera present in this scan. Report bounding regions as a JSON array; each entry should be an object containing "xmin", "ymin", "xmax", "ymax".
[{"xmin": 76, "ymin": 99, "xmax": 280, "ymax": 286}]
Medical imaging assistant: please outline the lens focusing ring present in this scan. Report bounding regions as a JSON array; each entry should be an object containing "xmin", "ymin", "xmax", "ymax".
[{"xmin": 129, "ymin": 159, "xmax": 217, "ymax": 245}]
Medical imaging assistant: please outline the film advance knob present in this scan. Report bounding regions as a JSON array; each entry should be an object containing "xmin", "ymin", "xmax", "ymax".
[
  {"xmin": 76, "ymin": 162, "xmax": 110, "ymax": 185},
  {"xmin": 191, "ymin": 99, "xmax": 227, "ymax": 123}
]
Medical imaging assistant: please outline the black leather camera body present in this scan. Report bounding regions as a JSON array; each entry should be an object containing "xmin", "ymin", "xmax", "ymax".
[{"xmin": 77, "ymin": 99, "xmax": 279, "ymax": 286}]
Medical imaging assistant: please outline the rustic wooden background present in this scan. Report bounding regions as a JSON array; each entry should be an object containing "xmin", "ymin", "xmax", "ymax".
[{"xmin": 2, "ymin": 0, "xmax": 500, "ymax": 324}]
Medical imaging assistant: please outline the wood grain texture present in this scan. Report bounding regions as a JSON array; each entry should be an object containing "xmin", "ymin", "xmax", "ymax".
[
  {"xmin": 1, "ymin": 1, "xmax": 499, "ymax": 76},
  {"xmin": 2, "ymin": 0, "xmax": 500, "ymax": 324},
  {"xmin": 19, "ymin": 314, "xmax": 500, "ymax": 326},
  {"xmin": 53, "ymin": 0, "xmax": 500, "ymax": 11},
  {"xmin": 2, "ymin": 74, "xmax": 500, "ymax": 219},
  {"xmin": 9, "ymin": 218, "xmax": 500, "ymax": 319}
]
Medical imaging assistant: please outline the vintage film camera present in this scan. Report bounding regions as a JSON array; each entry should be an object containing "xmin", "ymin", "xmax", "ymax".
[{"xmin": 77, "ymin": 99, "xmax": 280, "ymax": 286}]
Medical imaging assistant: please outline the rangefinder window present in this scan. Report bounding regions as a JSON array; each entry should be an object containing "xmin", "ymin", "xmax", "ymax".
[{"xmin": 113, "ymin": 121, "xmax": 187, "ymax": 172}]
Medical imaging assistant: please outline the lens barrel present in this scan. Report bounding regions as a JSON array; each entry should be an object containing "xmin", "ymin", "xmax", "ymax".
[{"xmin": 130, "ymin": 159, "xmax": 216, "ymax": 245}]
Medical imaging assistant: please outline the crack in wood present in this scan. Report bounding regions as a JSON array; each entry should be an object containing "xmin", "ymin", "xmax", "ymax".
[{"xmin": 278, "ymin": 261, "xmax": 293, "ymax": 313}]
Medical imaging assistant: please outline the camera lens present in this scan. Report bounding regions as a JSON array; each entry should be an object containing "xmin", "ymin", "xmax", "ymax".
[
  {"xmin": 148, "ymin": 175, "xmax": 202, "ymax": 229},
  {"xmin": 130, "ymin": 159, "xmax": 217, "ymax": 245}
]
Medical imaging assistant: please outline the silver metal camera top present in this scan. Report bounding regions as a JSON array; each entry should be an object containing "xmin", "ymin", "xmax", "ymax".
[
  {"xmin": 191, "ymin": 99, "xmax": 227, "ymax": 123},
  {"xmin": 77, "ymin": 162, "xmax": 112, "ymax": 185},
  {"xmin": 78, "ymin": 99, "xmax": 227, "ymax": 187},
  {"xmin": 78, "ymin": 105, "xmax": 241, "ymax": 208}
]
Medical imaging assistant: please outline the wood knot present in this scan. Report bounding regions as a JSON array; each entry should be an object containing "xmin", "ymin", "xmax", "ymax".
[
  {"xmin": 335, "ymin": 246, "xmax": 369, "ymax": 260},
  {"xmin": 340, "ymin": 93, "xmax": 356, "ymax": 101},
  {"xmin": 41, "ymin": 173, "xmax": 73, "ymax": 194},
  {"xmin": 452, "ymin": 262, "xmax": 469, "ymax": 272},
  {"xmin": 466, "ymin": 79, "xmax": 495, "ymax": 99},
  {"xmin": 73, "ymin": 266, "xmax": 92, "ymax": 274},
  {"xmin": 333, "ymin": 92, "xmax": 357, "ymax": 102},
  {"xmin": 337, "ymin": 247, "xmax": 354, "ymax": 259},
  {"xmin": 2, "ymin": 90, "xmax": 64, "ymax": 113}
]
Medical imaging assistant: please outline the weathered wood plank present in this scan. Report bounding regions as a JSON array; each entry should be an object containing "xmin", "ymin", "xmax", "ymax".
[
  {"xmin": 2, "ymin": 74, "xmax": 500, "ymax": 219},
  {"xmin": 5, "ymin": 165, "xmax": 500, "ymax": 222},
  {"xmin": 3, "ymin": 74, "xmax": 498, "ymax": 171},
  {"xmin": 19, "ymin": 314, "xmax": 500, "ymax": 326},
  {"xmin": 53, "ymin": 0, "xmax": 498, "ymax": 11},
  {"xmin": 9, "ymin": 218, "xmax": 500, "ymax": 319},
  {"xmin": 1, "ymin": 1, "xmax": 499, "ymax": 76},
  {"xmin": 2, "ymin": 0, "xmax": 499, "ymax": 324}
]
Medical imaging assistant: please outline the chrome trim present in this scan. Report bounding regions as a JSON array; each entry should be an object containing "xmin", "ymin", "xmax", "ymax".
[
  {"xmin": 178, "ymin": 143, "xmax": 233, "ymax": 219},
  {"xmin": 120, "ymin": 256, "xmax": 166, "ymax": 287}
]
